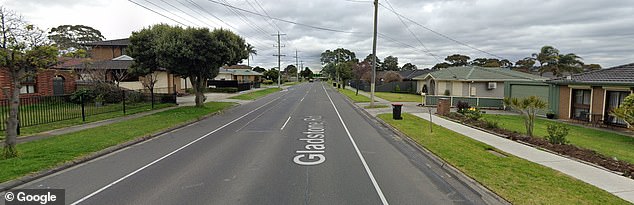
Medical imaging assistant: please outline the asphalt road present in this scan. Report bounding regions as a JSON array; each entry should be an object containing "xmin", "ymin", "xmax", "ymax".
[{"xmin": 4, "ymin": 82, "xmax": 502, "ymax": 205}]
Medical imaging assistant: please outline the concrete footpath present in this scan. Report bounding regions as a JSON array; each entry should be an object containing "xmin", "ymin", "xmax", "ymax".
[{"xmin": 346, "ymin": 86, "xmax": 634, "ymax": 203}]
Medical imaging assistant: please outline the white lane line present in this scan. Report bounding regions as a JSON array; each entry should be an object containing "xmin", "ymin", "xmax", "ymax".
[
  {"xmin": 71, "ymin": 92, "xmax": 289, "ymax": 205},
  {"xmin": 320, "ymin": 84, "xmax": 389, "ymax": 205},
  {"xmin": 280, "ymin": 116, "xmax": 292, "ymax": 130},
  {"xmin": 235, "ymin": 100, "xmax": 283, "ymax": 132}
]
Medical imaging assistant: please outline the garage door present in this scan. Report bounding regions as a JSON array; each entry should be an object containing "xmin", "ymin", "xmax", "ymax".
[{"xmin": 509, "ymin": 84, "xmax": 549, "ymax": 101}]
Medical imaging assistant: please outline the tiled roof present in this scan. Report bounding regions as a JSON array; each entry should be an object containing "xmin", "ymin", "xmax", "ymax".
[
  {"xmin": 549, "ymin": 63, "xmax": 634, "ymax": 85},
  {"xmin": 399, "ymin": 69, "xmax": 433, "ymax": 79},
  {"xmin": 83, "ymin": 38, "xmax": 130, "ymax": 46},
  {"xmin": 413, "ymin": 66, "xmax": 547, "ymax": 81}
]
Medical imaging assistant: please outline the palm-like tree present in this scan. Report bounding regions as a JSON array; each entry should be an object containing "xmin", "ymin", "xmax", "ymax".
[
  {"xmin": 558, "ymin": 53, "xmax": 584, "ymax": 74},
  {"xmin": 246, "ymin": 43, "xmax": 257, "ymax": 67},
  {"xmin": 533, "ymin": 46, "xmax": 584, "ymax": 77}
]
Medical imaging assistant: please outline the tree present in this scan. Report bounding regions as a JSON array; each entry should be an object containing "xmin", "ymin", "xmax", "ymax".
[
  {"xmin": 352, "ymin": 61, "xmax": 371, "ymax": 95},
  {"xmin": 246, "ymin": 43, "xmax": 256, "ymax": 67},
  {"xmin": 532, "ymin": 46, "xmax": 584, "ymax": 77},
  {"xmin": 300, "ymin": 67, "xmax": 313, "ymax": 79},
  {"xmin": 382, "ymin": 71, "xmax": 402, "ymax": 83},
  {"xmin": 432, "ymin": 62, "xmax": 451, "ymax": 70},
  {"xmin": 499, "ymin": 59, "xmax": 512, "ymax": 68},
  {"xmin": 363, "ymin": 54, "xmax": 382, "ymax": 68},
  {"xmin": 320, "ymin": 48, "xmax": 357, "ymax": 82},
  {"xmin": 130, "ymin": 25, "xmax": 246, "ymax": 107},
  {"xmin": 284, "ymin": 64, "xmax": 297, "ymax": 76},
  {"xmin": 401, "ymin": 63, "xmax": 417, "ymax": 71},
  {"xmin": 264, "ymin": 68, "xmax": 279, "ymax": 81},
  {"xmin": 503, "ymin": 96, "xmax": 547, "ymax": 137},
  {"xmin": 515, "ymin": 57, "xmax": 536, "ymax": 72},
  {"xmin": 336, "ymin": 61, "xmax": 354, "ymax": 88},
  {"xmin": 0, "ymin": 7, "xmax": 58, "ymax": 158},
  {"xmin": 48, "ymin": 25, "xmax": 105, "ymax": 56},
  {"xmin": 128, "ymin": 24, "xmax": 169, "ymax": 108},
  {"xmin": 382, "ymin": 56, "xmax": 399, "ymax": 71},
  {"xmin": 445, "ymin": 54, "xmax": 471, "ymax": 66},
  {"xmin": 252, "ymin": 66, "xmax": 266, "ymax": 73},
  {"xmin": 583, "ymin": 64, "xmax": 601, "ymax": 71},
  {"xmin": 611, "ymin": 94, "xmax": 634, "ymax": 130}
]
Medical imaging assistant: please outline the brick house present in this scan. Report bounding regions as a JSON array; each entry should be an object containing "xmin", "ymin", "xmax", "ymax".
[
  {"xmin": 84, "ymin": 38, "xmax": 130, "ymax": 61},
  {"xmin": 0, "ymin": 59, "xmax": 78, "ymax": 100},
  {"xmin": 549, "ymin": 63, "xmax": 634, "ymax": 127}
]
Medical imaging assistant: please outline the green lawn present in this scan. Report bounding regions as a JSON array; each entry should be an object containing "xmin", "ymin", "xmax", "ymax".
[
  {"xmin": 338, "ymin": 88, "xmax": 372, "ymax": 103},
  {"xmin": 283, "ymin": 81, "xmax": 300, "ymax": 86},
  {"xmin": 379, "ymin": 113, "xmax": 626, "ymax": 204},
  {"xmin": 364, "ymin": 104, "xmax": 389, "ymax": 109},
  {"xmin": 374, "ymin": 92, "xmax": 422, "ymax": 102},
  {"xmin": 482, "ymin": 114, "xmax": 634, "ymax": 164},
  {"xmin": 229, "ymin": 88, "xmax": 282, "ymax": 100},
  {"xmin": 0, "ymin": 102, "xmax": 236, "ymax": 183}
]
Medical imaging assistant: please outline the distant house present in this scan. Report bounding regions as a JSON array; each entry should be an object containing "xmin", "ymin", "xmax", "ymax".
[
  {"xmin": 548, "ymin": 63, "xmax": 634, "ymax": 126},
  {"xmin": 413, "ymin": 66, "xmax": 547, "ymax": 98},
  {"xmin": 214, "ymin": 68, "xmax": 263, "ymax": 83},
  {"xmin": 81, "ymin": 38, "xmax": 192, "ymax": 94}
]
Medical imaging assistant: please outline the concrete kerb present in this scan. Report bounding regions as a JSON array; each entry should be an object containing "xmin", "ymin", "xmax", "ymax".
[
  {"xmin": 0, "ymin": 102, "xmax": 242, "ymax": 192},
  {"xmin": 332, "ymin": 87, "xmax": 510, "ymax": 205}
]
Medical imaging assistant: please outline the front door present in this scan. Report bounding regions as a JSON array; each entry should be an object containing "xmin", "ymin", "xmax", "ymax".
[
  {"xmin": 53, "ymin": 76, "xmax": 65, "ymax": 95},
  {"xmin": 605, "ymin": 91, "xmax": 629, "ymax": 126}
]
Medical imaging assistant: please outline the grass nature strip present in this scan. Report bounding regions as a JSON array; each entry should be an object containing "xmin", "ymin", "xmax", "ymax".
[
  {"xmin": 374, "ymin": 92, "xmax": 422, "ymax": 102},
  {"xmin": 482, "ymin": 114, "xmax": 634, "ymax": 164},
  {"xmin": 378, "ymin": 113, "xmax": 627, "ymax": 204},
  {"xmin": 0, "ymin": 102, "xmax": 236, "ymax": 183},
  {"xmin": 338, "ymin": 88, "xmax": 372, "ymax": 103},
  {"xmin": 229, "ymin": 88, "xmax": 282, "ymax": 100}
]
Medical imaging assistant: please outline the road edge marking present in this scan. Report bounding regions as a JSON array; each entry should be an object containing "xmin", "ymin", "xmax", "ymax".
[
  {"xmin": 71, "ymin": 92, "xmax": 289, "ymax": 205},
  {"xmin": 321, "ymin": 83, "xmax": 389, "ymax": 205},
  {"xmin": 281, "ymin": 116, "xmax": 292, "ymax": 130}
]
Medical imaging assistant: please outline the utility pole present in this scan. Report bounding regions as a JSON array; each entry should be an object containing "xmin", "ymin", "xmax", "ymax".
[
  {"xmin": 370, "ymin": 0, "xmax": 379, "ymax": 107},
  {"xmin": 295, "ymin": 50, "xmax": 300, "ymax": 82},
  {"xmin": 300, "ymin": 61, "xmax": 304, "ymax": 80},
  {"xmin": 272, "ymin": 31, "xmax": 286, "ymax": 88}
]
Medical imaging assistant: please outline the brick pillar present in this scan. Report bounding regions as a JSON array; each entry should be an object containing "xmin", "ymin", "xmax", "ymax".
[{"xmin": 437, "ymin": 98, "xmax": 451, "ymax": 116}]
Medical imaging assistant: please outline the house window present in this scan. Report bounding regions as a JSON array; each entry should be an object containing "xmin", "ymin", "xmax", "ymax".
[
  {"xmin": 20, "ymin": 76, "xmax": 37, "ymax": 94},
  {"xmin": 605, "ymin": 91, "xmax": 630, "ymax": 126},
  {"xmin": 571, "ymin": 89, "xmax": 591, "ymax": 121}
]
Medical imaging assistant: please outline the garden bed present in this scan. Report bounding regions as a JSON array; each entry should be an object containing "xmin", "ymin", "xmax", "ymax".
[{"xmin": 445, "ymin": 112, "xmax": 634, "ymax": 178}]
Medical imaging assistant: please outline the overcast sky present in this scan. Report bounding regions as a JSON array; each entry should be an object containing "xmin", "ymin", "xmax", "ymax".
[{"xmin": 2, "ymin": 0, "xmax": 633, "ymax": 72}]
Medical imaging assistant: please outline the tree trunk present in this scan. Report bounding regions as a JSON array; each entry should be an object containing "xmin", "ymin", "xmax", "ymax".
[
  {"xmin": 4, "ymin": 70, "xmax": 20, "ymax": 158},
  {"xmin": 193, "ymin": 75, "xmax": 205, "ymax": 107}
]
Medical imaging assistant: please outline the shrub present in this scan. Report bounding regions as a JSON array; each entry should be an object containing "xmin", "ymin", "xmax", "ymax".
[
  {"xmin": 444, "ymin": 89, "xmax": 451, "ymax": 96},
  {"xmin": 69, "ymin": 89, "xmax": 95, "ymax": 104},
  {"xmin": 394, "ymin": 84, "xmax": 401, "ymax": 92},
  {"xmin": 463, "ymin": 107, "xmax": 482, "ymax": 121},
  {"xmin": 126, "ymin": 91, "xmax": 146, "ymax": 103},
  {"xmin": 456, "ymin": 101, "xmax": 470, "ymax": 113},
  {"xmin": 483, "ymin": 120, "xmax": 500, "ymax": 129},
  {"xmin": 207, "ymin": 87, "xmax": 239, "ymax": 93},
  {"xmin": 263, "ymin": 80, "xmax": 274, "ymax": 85},
  {"xmin": 546, "ymin": 124, "xmax": 570, "ymax": 145}
]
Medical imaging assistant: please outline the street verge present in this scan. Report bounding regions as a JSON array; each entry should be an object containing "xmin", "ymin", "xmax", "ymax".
[{"xmin": 0, "ymin": 102, "xmax": 237, "ymax": 191}]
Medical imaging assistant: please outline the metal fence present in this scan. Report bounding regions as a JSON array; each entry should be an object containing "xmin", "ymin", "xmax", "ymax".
[
  {"xmin": 349, "ymin": 80, "xmax": 418, "ymax": 94},
  {"xmin": 0, "ymin": 90, "xmax": 177, "ymax": 132},
  {"xmin": 425, "ymin": 95, "xmax": 504, "ymax": 109}
]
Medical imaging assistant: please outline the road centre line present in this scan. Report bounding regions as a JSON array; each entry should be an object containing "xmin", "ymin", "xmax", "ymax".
[
  {"xmin": 280, "ymin": 116, "xmax": 292, "ymax": 130},
  {"xmin": 320, "ymin": 83, "xmax": 389, "ymax": 205},
  {"xmin": 71, "ymin": 91, "xmax": 290, "ymax": 205}
]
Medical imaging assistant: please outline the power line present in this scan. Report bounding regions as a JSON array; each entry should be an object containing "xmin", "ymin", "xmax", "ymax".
[
  {"xmin": 128, "ymin": 0, "xmax": 187, "ymax": 26},
  {"xmin": 383, "ymin": 0, "xmax": 442, "ymax": 63},
  {"xmin": 378, "ymin": 2, "xmax": 505, "ymax": 59},
  {"xmin": 158, "ymin": 0, "xmax": 213, "ymax": 28},
  {"xmin": 141, "ymin": 0, "xmax": 202, "ymax": 27}
]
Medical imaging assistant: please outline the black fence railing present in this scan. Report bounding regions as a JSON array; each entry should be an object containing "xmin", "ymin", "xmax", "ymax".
[{"xmin": 0, "ymin": 90, "xmax": 177, "ymax": 132}]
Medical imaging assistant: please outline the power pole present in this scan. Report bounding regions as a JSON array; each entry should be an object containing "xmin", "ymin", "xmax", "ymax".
[
  {"xmin": 294, "ymin": 50, "xmax": 299, "ymax": 82},
  {"xmin": 300, "ymin": 61, "xmax": 304, "ymax": 80},
  {"xmin": 370, "ymin": 0, "xmax": 379, "ymax": 107},
  {"xmin": 272, "ymin": 31, "xmax": 286, "ymax": 88}
]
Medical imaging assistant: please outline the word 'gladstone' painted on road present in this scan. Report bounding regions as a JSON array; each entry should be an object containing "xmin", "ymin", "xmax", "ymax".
[{"xmin": 294, "ymin": 116, "xmax": 325, "ymax": 166}]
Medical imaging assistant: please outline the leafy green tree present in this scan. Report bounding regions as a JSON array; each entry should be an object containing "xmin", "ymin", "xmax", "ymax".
[
  {"xmin": 320, "ymin": 48, "xmax": 357, "ymax": 82},
  {"xmin": 401, "ymin": 62, "xmax": 417, "ymax": 71},
  {"xmin": 127, "ymin": 24, "xmax": 169, "ymax": 106},
  {"xmin": 0, "ymin": 7, "xmax": 58, "ymax": 158},
  {"xmin": 363, "ymin": 54, "xmax": 382, "ymax": 68},
  {"xmin": 264, "ymin": 68, "xmax": 279, "ymax": 81},
  {"xmin": 503, "ymin": 96, "xmax": 548, "ymax": 137},
  {"xmin": 300, "ymin": 67, "xmax": 313, "ymax": 79},
  {"xmin": 532, "ymin": 45, "xmax": 584, "ymax": 77},
  {"xmin": 470, "ymin": 58, "xmax": 488, "ymax": 66},
  {"xmin": 611, "ymin": 94, "xmax": 634, "ymax": 130},
  {"xmin": 515, "ymin": 57, "xmax": 536, "ymax": 72},
  {"xmin": 48, "ymin": 24, "xmax": 105, "ymax": 57},
  {"xmin": 381, "ymin": 56, "xmax": 399, "ymax": 71},
  {"xmin": 583, "ymin": 64, "xmax": 601, "ymax": 71},
  {"xmin": 499, "ymin": 59, "xmax": 512, "ymax": 68},
  {"xmin": 432, "ymin": 62, "xmax": 451, "ymax": 70},
  {"xmin": 252, "ymin": 66, "xmax": 266, "ymax": 73},
  {"xmin": 246, "ymin": 43, "xmax": 256, "ymax": 67},
  {"xmin": 284, "ymin": 64, "xmax": 297, "ymax": 76},
  {"xmin": 445, "ymin": 54, "xmax": 471, "ymax": 66}
]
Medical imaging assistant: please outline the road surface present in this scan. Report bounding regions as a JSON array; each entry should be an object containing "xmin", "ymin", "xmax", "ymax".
[{"xmin": 4, "ymin": 82, "xmax": 501, "ymax": 205}]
